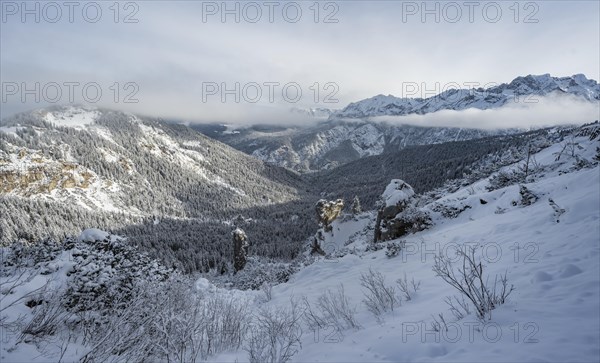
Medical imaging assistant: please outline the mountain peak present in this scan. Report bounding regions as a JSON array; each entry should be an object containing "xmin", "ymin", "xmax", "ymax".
[{"xmin": 332, "ymin": 74, "xmax": 599, "ymax": 119}]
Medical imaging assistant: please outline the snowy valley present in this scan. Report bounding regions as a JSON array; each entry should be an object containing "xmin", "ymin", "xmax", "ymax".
[
  {"xmin": 3, "ymin": 1, "xmax": 600, "ymax": 361},
  {"xmin": 1, "ymin": 111, "xmax": 598, "ymax": 362}
]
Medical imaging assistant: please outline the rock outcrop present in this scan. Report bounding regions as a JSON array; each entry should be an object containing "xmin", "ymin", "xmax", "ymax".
[
  {"xmin": 232, "ymin": 228, "xmax": 249, "ymax": 272},
  {"xmin": 315, "ymin": 199, "xmax": 344, "ymax": 232},
  {"xmin": 374, "ymin": 179, "xmax": 431, "ymax": 242},
  {"xmin": 311, "ymin": 198, "xmax": 344, "ymax": 255}
]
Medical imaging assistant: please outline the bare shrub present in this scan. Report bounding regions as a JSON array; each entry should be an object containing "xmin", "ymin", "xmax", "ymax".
[
  {"xmin": 549, "ymin": 198, "xmax": 566, "ymax": 223},
  {"xmin": 80, "ymin": 284, "xmax": 162, "ymax": 363},
  {"xmin": 487, "ymin": 169, "xmax": 525, "ymax": 191},
  {"xmin": 433, "ymin": 246, "xmax": 514, "ymax": 321},
  {"xmin": 360, "ymin": 268, "xmax": 399, "ymax": 322},
  {"xmin": 396, "ymin": 273, "xmax": 421, "ymax": 302},
  {"xmin": 301, "ymin": 284, "xmax": 360, "ymax": 333},
  {"xmin": 554, "ymin": 134, "xmax": 580, "ymax": 161},
  {"xmin": 444, "ymin": 295, "xmax": 471, "ymax": 321},
  {"xmin": 81, "ymin": 279, "xmax": 251, "ymax": 363},
  {"xmin": 1, "ymin": 268, "xmax": 44, "ymax": 333},
  {"xmin": 318, "ymin": 284, "xmax": 360, "ymax": 330},
  {"xmin": 245, "ymin": 299, "xmax": 303, "ymax": 363},
  {"xmin": 19, "ymin": 288, "xmax": 70, "ymax": 342},
  {"xmin": 301, "ymin": 296, "xmax": 327, "ymax": 333},
  {"xmin": 202, "ymin": 294, "xmax": 250, "ymax": 355},
  {"xmin": 430, "ymin": 313, "xmax": 449, "ymax": 332}
]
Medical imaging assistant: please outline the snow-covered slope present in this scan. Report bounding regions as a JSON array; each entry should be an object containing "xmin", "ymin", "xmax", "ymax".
[
  {"xmin": 219, "ymin": 123, "xmax": 600, "ymax": 362},
  {"xmin": 0, "ymin": 106, "xmax": 310, "ymax": 244},
  {"xmin": 0, "ymin": 106, "xmax": 302, "ymax": 210},
  {"xmin": 1, "ymin": 124, "xmax": 598, "ymax": 363},
  {"xmin": 203, "ymin": 120, "xmax": 513, "ymax": 172},
  {"xmin": 332, "ymin": 74, "xmax": 600, "ymax": 119}
]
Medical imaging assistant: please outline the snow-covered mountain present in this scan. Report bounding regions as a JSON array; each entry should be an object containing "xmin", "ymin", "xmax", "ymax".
[
  {"xmin": 2, "ymin": 105, "xmax": 556, "ymax": 274},
  {"xmin": 203, "ymin": 75, "xmax": 598, "ymax": 172},
  {"xmin": 197, "ymin": 120, "xmax": 515, "ymax": 172},
  {"xmin": 0, "ymin": 106, "xmax": 318, "ymax": 272},
  {"xmin": 0, "ymin": 106, "xmax": 305, "ymax": 216},
  {"xmin": 2, "ymin": 121, "xmax": 598, "ymax": 363},
  {"xmin": 289, "ymin": 107, "xmax": 336, "ymax": 119},
  {"xmin": 332, "ymin": 74, "xmax": 600, "ymax": 119}
]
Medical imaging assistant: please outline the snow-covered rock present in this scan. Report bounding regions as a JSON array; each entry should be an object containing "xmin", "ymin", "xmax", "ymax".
[
  {"xmin": 381, "ymin": 179, "xmax": 415, "ymax": 208},
  {"xmin": 195, "ymin": 277, "xmax": 217, "ymax": 293},
  {"xmin": 374, "ymin": 180, "xmax": 431, "ymax": 242}
]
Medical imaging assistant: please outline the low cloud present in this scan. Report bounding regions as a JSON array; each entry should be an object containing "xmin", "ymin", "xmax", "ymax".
[{"xmin": 370, "ymin": 94, "xmax": 600, "ymax": 130}]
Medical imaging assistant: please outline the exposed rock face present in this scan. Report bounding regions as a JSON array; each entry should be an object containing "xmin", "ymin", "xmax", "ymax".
[
  {"xmin": 311, "ymin": 198, "xmax": 344, "ymax": 255},
  {"xmin": 0, "ymin": 158, "xmax": 95, "ymax": 194},
  {"xmin": 351, "ymin": 195, "xmax": 362, "ymax": 215},
  {"xmin": 374, "ymin": 180, "xmax": 431, "ymax": 242},
  {"xmin": 310, "ymin": 230, "xmax": 326, "ymax": 256},
  {"xmin": 232, "ymin": 228, "xmax": 249, "ymax": 272},
  {"xmin": 315, "ymin": 199, "xmax": 344, "ymax": 232}
]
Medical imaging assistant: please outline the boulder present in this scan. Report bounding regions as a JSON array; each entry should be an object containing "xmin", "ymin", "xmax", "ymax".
[{"xmin": 374, "ymin": 180, "xmax": 431, "ymax": 242}]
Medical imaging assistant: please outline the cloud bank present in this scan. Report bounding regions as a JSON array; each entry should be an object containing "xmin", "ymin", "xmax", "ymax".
[{"xmin": 371, "ymin": 94, "xmax": 600, "ymax": 130}]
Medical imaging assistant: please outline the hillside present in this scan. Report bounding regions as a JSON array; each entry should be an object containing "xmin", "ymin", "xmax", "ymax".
[
  {"xmin": 309, "ymin": 128, "xmax": 559, "ymax": 209},
  {"xmin": 199, "ymin": 121, "xmax": 513, "ymax": 172},
  {"xmin": 1, "ymin": 122, "xmax": 598, "ymax": 362},
  {"xmin": 0, "ymin": 106, "xmax": 306, "ymax": 216},
  {"xmin": 257, "ymin": 121, "xmax": 600, "ymax": 363},
  {"xmin": 0, "ymin": 106, "xmax": 316, "ymax": 272},
  {"xmin": 2, "ymin": 106, "xmax": 565, "ymax": 273}
]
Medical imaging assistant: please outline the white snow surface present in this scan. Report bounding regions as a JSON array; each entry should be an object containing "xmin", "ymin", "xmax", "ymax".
[
  {"xmin": 78, "ymin": 228, "xmax": 122, "ymax": 242},
  {"xmin": 382, "ymin": 179, "xmax": 416, "ymax": 207},
  {"xmin": 42, "ymin": 106, "xmax": 100, "ymax": 129},
  {"xmin": 219, "ymin": 132, "xmax": 600, "ymax": 362},
  {"xmin": 1, "ymin": 129, "xmax": 599, "ymax": 363}
]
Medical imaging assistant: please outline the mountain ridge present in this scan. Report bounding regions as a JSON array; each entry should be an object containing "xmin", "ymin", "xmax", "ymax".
[
  {"xmin": 195, "ymin": 74, "xmax": 598, "ymax": 172},
  {"xmin": 331, "ymin": 73, "xmax": 599, "ymax": 119}
]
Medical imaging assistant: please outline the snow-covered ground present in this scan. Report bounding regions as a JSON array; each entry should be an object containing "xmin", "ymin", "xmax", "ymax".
[
  {"xmin": 42, "ymin": 107, "xmax": 100, "ymax": 129},
  {"xmin": 1, "ymin": 127, "xmax": 598, "ymax": 362},
  {"xmin": 221, "ymin": 130, "xmax": 600, "ymax": 362}
]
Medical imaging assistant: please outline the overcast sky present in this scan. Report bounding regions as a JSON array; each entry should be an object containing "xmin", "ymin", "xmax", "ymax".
[{"xmin": 1, "ymin": 0, "xmax": 599, "ymax": 126}]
